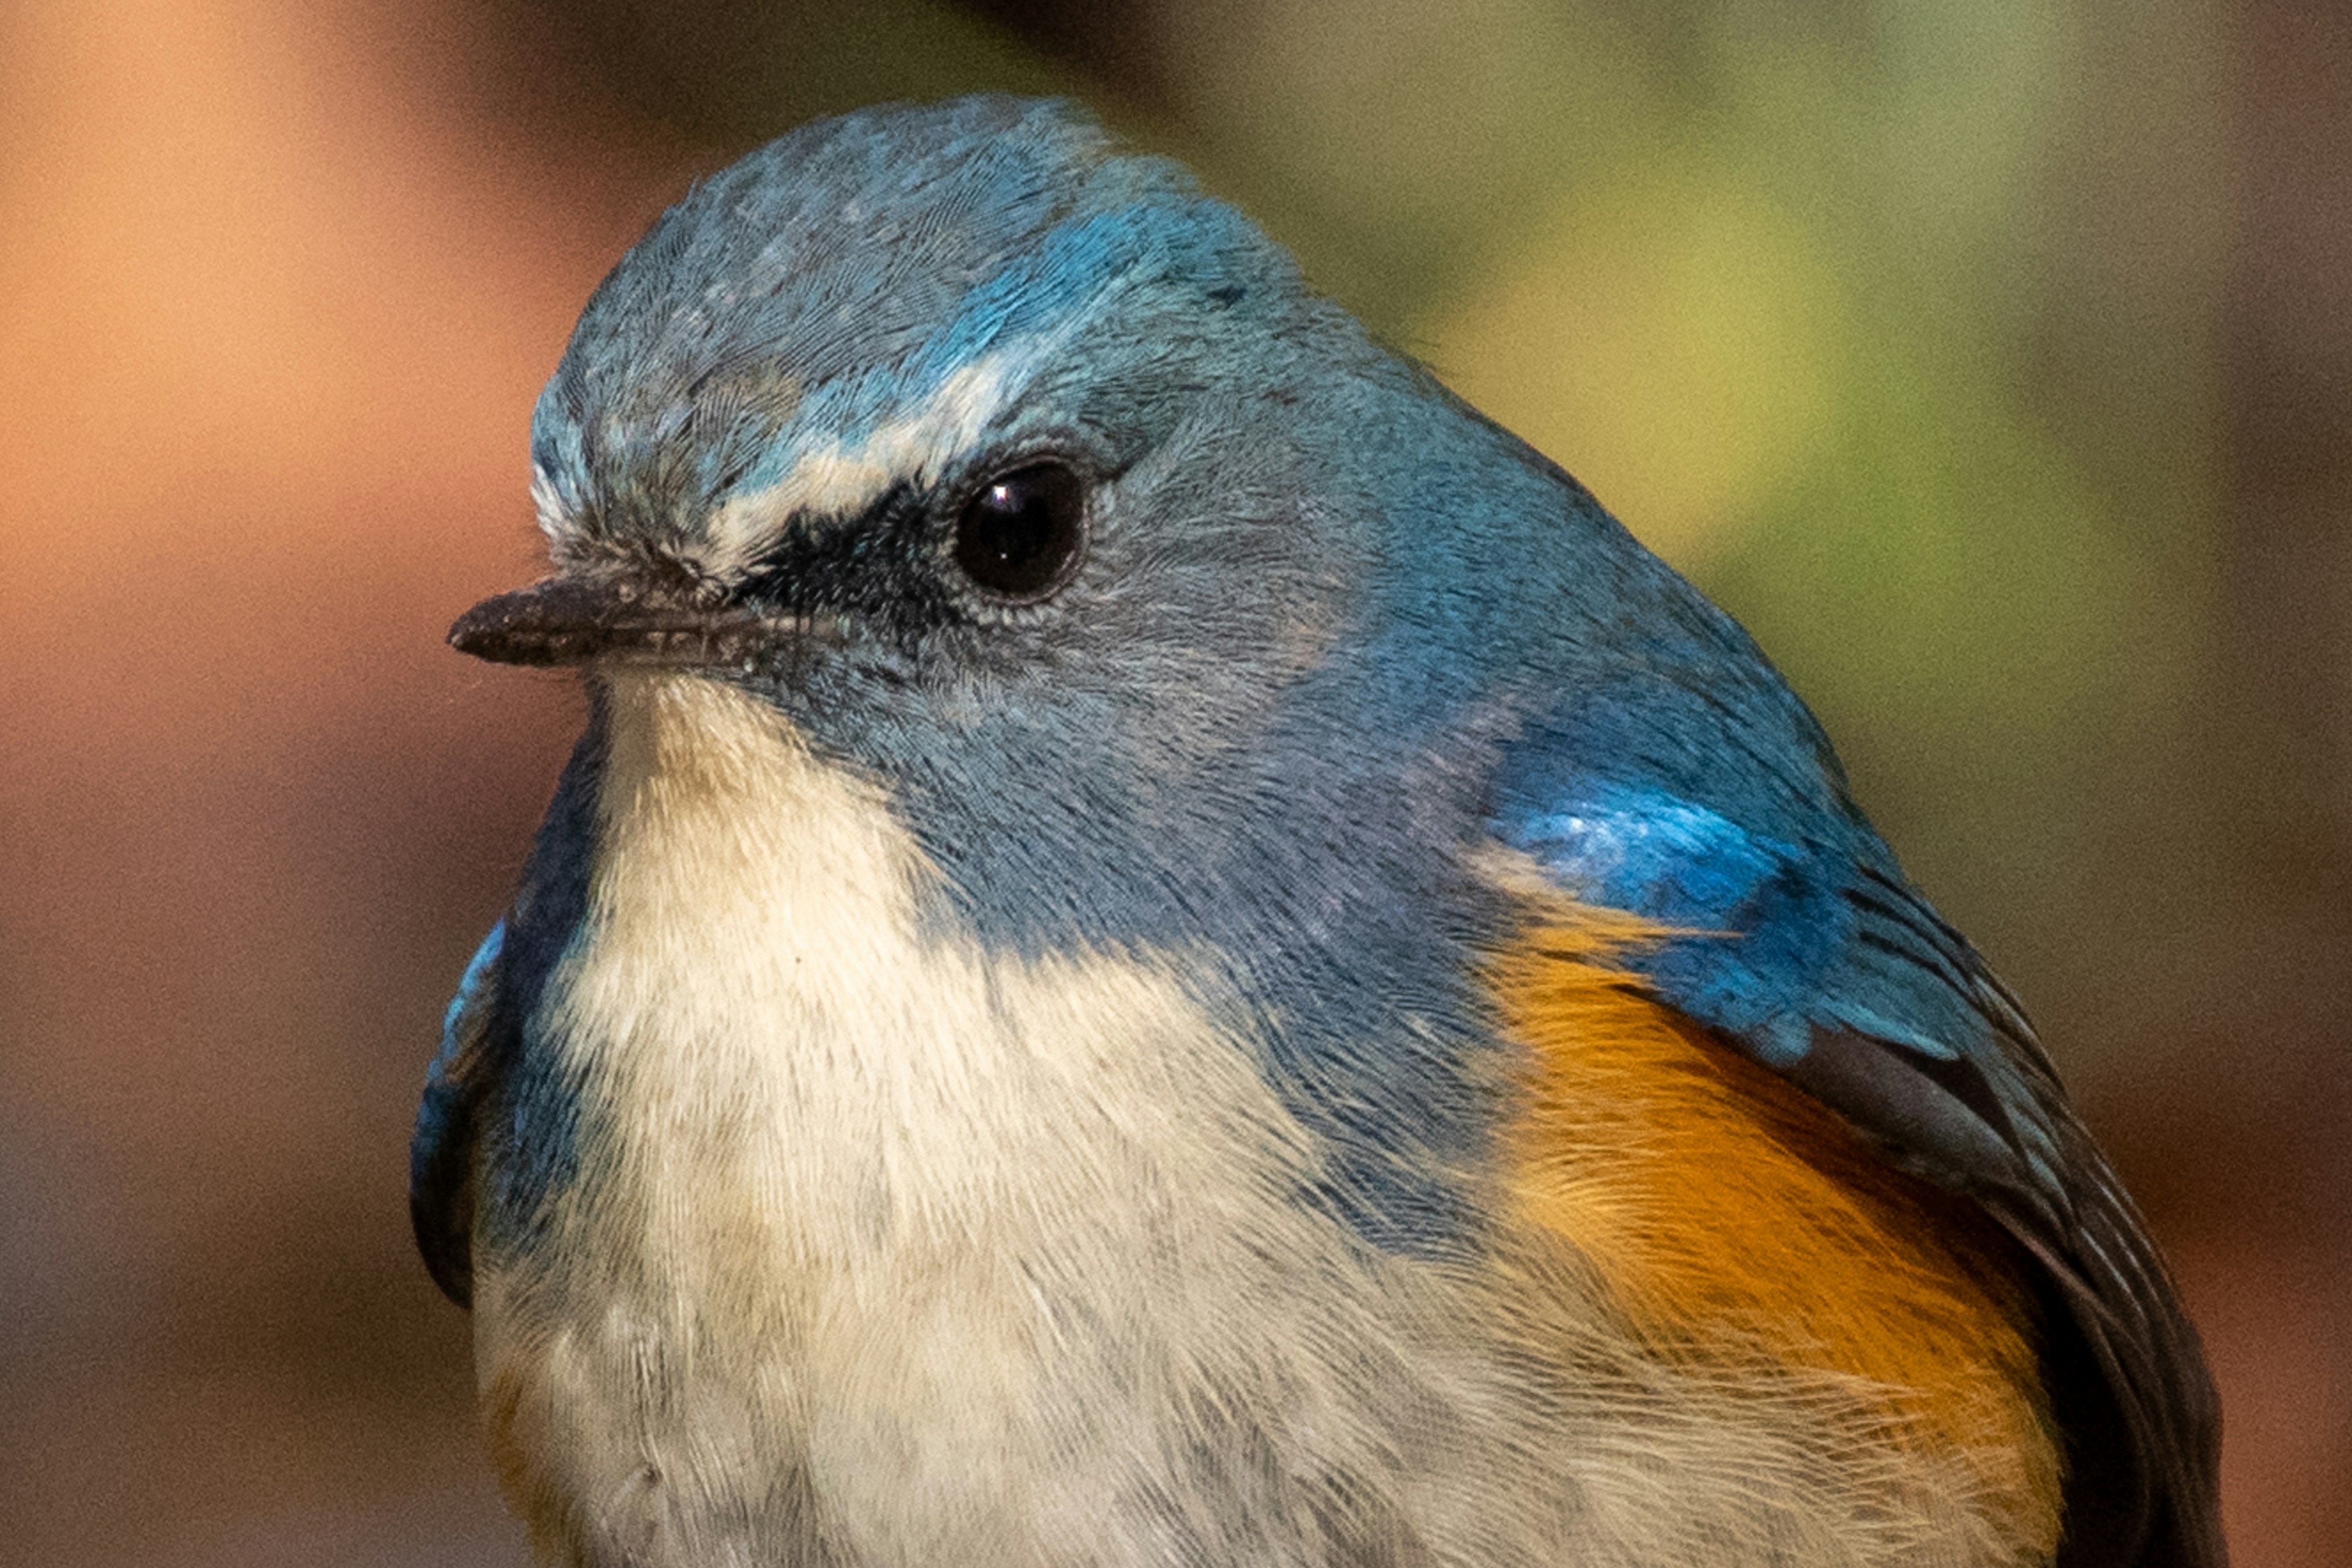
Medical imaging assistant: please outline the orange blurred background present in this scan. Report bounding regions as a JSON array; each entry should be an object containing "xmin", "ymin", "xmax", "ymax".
[{"xmin": 1, "ymin": 2, "xmax": 2342, "ymax": 1563}]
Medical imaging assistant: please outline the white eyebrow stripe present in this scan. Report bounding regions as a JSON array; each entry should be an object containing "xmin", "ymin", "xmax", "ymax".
[
  {"xmin": 679, "ymin": 263, "xmax": 1144, "ymax": 584},
  {"xmin": 684, "ymin": 355, "xmax": 1017, "ymax": 582}
]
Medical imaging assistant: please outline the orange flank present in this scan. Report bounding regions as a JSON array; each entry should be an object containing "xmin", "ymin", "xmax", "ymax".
[{"xmin": 1490, "ymin": 909, "xmax": 2064, "ymax": 1553}]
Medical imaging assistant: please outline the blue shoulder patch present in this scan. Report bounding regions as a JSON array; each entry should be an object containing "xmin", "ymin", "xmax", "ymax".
[
  {"xmin": 1499, "ymin": 778, "xmax": 1962, "ymax": 1067},
  {"xmin": 1488, "ymin": 639, "xmax": 2019, "ymax": 1085},
  {"xmin": 1502, "ymin": 780, "xmax": 1825, "ymax": 1065}
]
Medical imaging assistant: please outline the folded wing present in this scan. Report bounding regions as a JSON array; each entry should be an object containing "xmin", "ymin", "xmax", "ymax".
[{"xmin": 1493, "ymin": 695, "xmax": 2222, "ymax": 1568}]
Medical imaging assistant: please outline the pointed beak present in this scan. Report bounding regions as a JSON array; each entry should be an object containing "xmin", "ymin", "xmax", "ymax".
[{"xmin": 448, "ymin": 577, "xmax": 771, "ymax": 669}]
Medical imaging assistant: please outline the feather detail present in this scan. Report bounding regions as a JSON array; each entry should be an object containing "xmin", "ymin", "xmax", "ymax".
[
  {"xmin": 410, "ymin": 921, "xmax": 503, "ymax": 1308},
  {"xmin": 1489, "ymin": 908, "xmax": 2066, "ymax": 1565}
]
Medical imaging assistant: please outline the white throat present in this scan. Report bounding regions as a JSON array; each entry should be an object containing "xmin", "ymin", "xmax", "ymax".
[
  {"xmin": 552, "ymin": 671, "xmax": 1294, "ymax": 1259},
  {"xmin": 477, "ymin": 672, "xmax": 1382, "ymax": 1566}
]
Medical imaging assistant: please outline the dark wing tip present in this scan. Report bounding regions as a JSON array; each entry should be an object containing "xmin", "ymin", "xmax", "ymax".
[
  {"xmin": 409, "ymin": 1083, "xmax": 477, "ymax": 1310},
  {"xmin": 1790, "ymin": 1023, "xmax": 2225, "ymax": 1568},
  {"xmin": 2020, "ymin": 1149, "xmax": 2227, "ymax": 1568}
]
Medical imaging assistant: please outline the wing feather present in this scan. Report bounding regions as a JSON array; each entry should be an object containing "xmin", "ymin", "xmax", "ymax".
[
  {"xmin": 411, "ymin": 921, "xmax": 504, "ymax": 1309},
  {"xmin": 1495, "ymin": 719, "xmax": 2223, "ymax": 1568}
]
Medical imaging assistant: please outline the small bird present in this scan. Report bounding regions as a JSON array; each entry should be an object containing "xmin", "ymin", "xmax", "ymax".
[{"xmin": 413, "ymin": 96, "xmax": 2223, "ymax": 1568}]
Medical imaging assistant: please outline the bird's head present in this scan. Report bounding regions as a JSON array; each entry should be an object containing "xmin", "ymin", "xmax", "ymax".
[
  {"xmin": 453, "ymin": 95, "xmax": 1619, "ymax": 949},
  {"xmin": 444, "ymin": 94, "xmax": 1826, "ymax": 1251}
]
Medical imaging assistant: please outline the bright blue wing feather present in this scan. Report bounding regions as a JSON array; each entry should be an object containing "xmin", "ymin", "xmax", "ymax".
[{"xmin": 1491, "ymin": 666, "xmax": 2026, "ymax": 1081}]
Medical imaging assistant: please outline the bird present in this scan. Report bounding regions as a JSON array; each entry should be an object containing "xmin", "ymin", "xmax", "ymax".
[{"xmin": 412, "ymin": 95, "xmax": 2223, "ymax": 1568}]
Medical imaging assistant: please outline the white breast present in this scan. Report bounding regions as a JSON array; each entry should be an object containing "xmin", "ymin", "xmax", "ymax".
[{"xmin": 472, "ymin": 673, "xmax": 1420, "ymax": 1567}]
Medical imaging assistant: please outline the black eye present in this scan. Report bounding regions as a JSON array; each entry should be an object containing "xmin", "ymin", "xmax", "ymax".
[{"xmin": 951, "ymin": 461, "xmax": 1087, "ymax": 601}]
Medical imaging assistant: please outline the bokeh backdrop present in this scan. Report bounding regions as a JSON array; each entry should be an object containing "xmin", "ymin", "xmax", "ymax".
[{"xmin": 2, "ymin": 1, "xmax": 2345, "ymax": 1562}]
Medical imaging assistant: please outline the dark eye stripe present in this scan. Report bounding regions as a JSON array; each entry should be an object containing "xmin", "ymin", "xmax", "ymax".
[{"xmin": 735, "ymin": 482, "xmax": 962, "ymax": 638}]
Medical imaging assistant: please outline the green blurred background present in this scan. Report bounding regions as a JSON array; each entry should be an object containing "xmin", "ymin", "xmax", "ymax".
[{"xmin": 1, "ymin": 0, "xmax": 2343, "ymax": 1561}]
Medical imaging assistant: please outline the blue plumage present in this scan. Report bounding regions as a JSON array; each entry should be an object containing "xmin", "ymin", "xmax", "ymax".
[
  {"xmin": 414, "ymin": 720, "xmax": 607, "ymax": 1306},
  {"xmin": 410, "ymin": 916, "xmax": 501, "ymax": 1298},
  {"xmin": 417, "ymin": 96, "xmax": 2221, "ymax": 1568}
]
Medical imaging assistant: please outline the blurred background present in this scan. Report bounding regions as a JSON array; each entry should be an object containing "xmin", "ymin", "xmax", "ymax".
[{"xmin": 1, "ymin": 0, "xmax": 2343, "ymax": 1561}]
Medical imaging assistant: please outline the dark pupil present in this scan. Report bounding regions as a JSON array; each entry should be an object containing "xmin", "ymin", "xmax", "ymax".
[{"xmin": 953, "ymin": 462, "xmax": 1084, "ymax": 599}]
